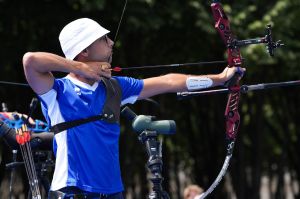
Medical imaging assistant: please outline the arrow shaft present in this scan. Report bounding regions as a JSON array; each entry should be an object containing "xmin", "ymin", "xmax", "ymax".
[{"xmin": 114, "ymin": 60, "xmax": 227, "ymax": 71}]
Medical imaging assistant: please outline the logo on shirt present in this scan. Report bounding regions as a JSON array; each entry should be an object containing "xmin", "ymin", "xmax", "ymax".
[{"xmin": 74, "ymin": 87, "xmax": 81, "ymax": 95}]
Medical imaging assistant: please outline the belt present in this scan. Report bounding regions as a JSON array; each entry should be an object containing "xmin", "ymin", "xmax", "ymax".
[
  {"xmin": 49, "ymin": 192, "xmax": 109, "ymax": 199},
  {"xmin": 48, "ymin": 187, "xmax": 120, "ymax": 199}
]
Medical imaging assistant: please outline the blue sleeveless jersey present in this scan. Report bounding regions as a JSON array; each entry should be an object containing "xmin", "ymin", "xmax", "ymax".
[{"xmin": 39, "ymin": 75, "xmax": 143, "ymax": 193}]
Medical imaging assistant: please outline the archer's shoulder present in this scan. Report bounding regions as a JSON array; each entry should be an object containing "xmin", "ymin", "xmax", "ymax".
[{"xmin": 112, "ymin": 76, "xmax": 143, "ymax": 86}]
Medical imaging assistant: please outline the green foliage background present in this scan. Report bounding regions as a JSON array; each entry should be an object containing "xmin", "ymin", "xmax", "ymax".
[{"xmin": 0, "ymin": 0, "xmax": 299, "ymax": 198}]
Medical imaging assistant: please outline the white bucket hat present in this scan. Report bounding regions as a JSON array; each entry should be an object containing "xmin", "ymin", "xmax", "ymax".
[{"xmin": 59, "ymin": 18, "xmax": 110, "ymax": 60}]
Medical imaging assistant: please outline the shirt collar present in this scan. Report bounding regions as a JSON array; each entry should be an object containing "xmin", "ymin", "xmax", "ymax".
[{"xmin": 66, "ymin": 74, "xmax": 99, "ymax": 91}]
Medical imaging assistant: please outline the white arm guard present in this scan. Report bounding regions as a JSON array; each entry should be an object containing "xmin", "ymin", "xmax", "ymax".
[{"xmin": 186, "ymin": 76, "xmax": 213, "ymax": 91}]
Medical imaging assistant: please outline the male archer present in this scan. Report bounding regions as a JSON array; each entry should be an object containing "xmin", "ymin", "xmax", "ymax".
[{"xmin": 22, "ymin": 18, "xmax": 244, "ymax": 198}]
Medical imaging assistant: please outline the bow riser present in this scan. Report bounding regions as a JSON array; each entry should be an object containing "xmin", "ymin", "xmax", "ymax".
[
  {"xmin": 211, "ymin": 2, "xmax": 242, "ymax": 139},
  {"xmin": 225, "ymin": 92, "xmax": 241, "ymax": 139}
]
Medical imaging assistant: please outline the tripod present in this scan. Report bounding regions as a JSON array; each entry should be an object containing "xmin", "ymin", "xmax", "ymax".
[
  {"xmin": 138, "ymin": 131, "xmax": 170, "ymax": 199},
  {"xmin": 121, "ymin": 106, "xmax": 176, "ymax": 199}
]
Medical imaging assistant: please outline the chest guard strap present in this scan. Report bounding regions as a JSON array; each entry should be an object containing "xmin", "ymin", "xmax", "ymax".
[{"xmin": 50, "ymin": 77, "xmax": 122, "ymax": 134}]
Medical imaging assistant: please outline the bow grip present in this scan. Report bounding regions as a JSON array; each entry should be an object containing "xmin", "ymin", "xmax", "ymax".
[{"xmin": 224, "ymin": 72, "xmax": 240, "ymax": 87}]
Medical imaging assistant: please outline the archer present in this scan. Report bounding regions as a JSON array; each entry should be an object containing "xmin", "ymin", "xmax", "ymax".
[{"xmin": 22, "ymin": 18, "xmax": 243, "ymax": 199}]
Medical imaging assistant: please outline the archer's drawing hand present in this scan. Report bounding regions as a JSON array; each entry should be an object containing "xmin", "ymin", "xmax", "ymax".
[{"xmin": 76, "ymin": 62, "xmax": 112, "ymax": 81}]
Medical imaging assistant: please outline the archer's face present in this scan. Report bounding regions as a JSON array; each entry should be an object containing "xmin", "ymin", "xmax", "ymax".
[{"xmin": 86, "ymin": 35, "xmax": 114, "ymax": 63}]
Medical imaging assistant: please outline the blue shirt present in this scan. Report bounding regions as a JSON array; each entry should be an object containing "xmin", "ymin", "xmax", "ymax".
[{"xmin": 39, "ymin": 75, "xmax": 143, "ymax": 193}]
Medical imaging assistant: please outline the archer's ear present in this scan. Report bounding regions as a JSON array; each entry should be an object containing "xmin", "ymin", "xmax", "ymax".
[
  {"xmin": 82, "ymin": 48, "xmax": 89, "ymax": 56},
  {"xmin": 78, "ymin": 48, "xmax": 89, "ymax": 58}
]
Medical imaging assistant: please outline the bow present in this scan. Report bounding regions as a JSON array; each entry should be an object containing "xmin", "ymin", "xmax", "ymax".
[
  {"xmin": 196, "ymin": 2, "xmax": 242, "ymax": 198},
  {"xmin": 195, "ymin": 1, "xmax": 283, "ymax": 198}
]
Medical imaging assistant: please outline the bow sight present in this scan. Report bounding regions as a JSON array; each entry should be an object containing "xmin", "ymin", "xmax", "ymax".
[{"xmin": 228, "ymin": 24, "xmax": 284, "ymax": 56}]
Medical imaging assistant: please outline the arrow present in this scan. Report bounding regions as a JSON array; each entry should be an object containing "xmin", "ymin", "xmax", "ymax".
[{"xmin": 111, "ymin": 60, "xmax": 229, "ymax": 72}]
